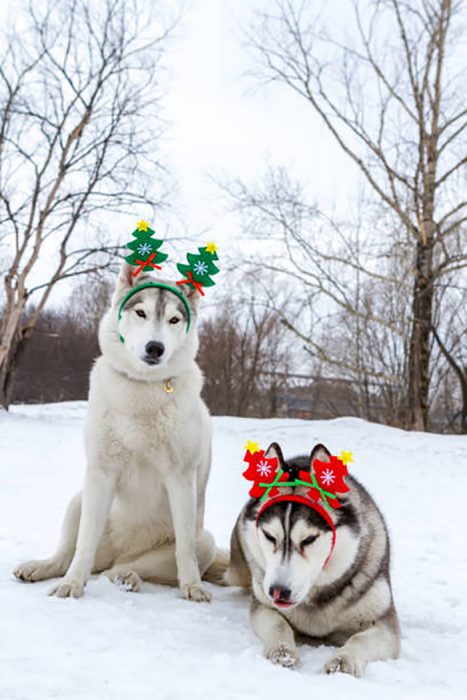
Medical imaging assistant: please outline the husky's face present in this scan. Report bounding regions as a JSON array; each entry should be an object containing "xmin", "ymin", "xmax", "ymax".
[
  {"xmin": 258, "ymin": 503, "xmax": 334, "ymax": 609},
  {"xmin": 118, "ymin": 285, "xmax": 190, "ymax": 367},
  {"xmin": 103, "ymin": 262, "xmax": 199, "ymax": 373},
  {"xmin": 256, "ymin": 443, "xmax": 336, "ymax": 609}
]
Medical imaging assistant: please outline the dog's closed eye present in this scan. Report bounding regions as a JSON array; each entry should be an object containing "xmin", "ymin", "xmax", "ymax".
[
  {"xmin": 263, "ymin": 531, "xmax": 276, "ymax": 546},
  {"xmin": 301, "ymin": 534, "xmax": 318, "ymax": 547}
]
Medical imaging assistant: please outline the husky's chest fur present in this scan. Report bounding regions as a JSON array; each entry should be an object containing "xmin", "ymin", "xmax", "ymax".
[{"xmin": 85, "ymin": 356, "xmax": 210, "ymax": 553}]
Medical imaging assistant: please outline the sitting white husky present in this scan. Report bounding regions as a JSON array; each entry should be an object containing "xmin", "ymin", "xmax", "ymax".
[{"xmin": 15, "ymin": 261, "xmax": 222, "ymax": 601}]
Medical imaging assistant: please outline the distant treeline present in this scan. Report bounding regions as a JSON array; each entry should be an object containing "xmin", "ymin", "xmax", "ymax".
[{"xmin": 4, "ymin": 277, "xmax": 462, "ymax": 434}]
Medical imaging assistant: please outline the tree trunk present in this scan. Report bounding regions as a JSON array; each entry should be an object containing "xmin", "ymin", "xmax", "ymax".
[
  {"xmin": 0, "ymin": 324, "xmax": 41, "ymax": 408},
  {"xmin": 0, "ymin": 339, "xmax": 19, "ymax": 409},
  {"xmin": 460, "ymin": 379, "xmax": 467, "ymax": 435},
  {"xmin": 407, "ymin": 239, "xmax": 434, "ymax": 431},
  {"xmin": 0, "ymin": 300, "xmax": 26, "ymax": 408},
  {"xmin": 431, "ymin": 326, "xmax": 467, "ymax": 434}
]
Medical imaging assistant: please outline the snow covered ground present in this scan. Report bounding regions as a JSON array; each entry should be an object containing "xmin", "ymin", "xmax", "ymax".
[{"xmin": 1, "ymin": 402, "xmax": 466, "ymax": 700}]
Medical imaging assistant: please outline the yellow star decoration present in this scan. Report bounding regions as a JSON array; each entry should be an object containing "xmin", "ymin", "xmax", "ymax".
[
  {"xmin": 205, "ymin": 242, "xmax": 218, "ymax": 254},
  {"xmin": 339, "ymin": 450, "xmax": 354, "ymax": 466},
  {"xmin": 245, "ymin": 439, "xmax": 260, "ymax": 455},
  {"xmin": 136, "ymin": 219, "xmax": 150, "ymax": 232}
]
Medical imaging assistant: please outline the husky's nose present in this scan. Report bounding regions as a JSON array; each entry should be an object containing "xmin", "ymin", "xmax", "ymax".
[
  {"xmin": 145, "ymin": 341, "xmax": 165, "ymax": 361},
  {"xmin": 269, "ymin": 585, "xmax": 292, "ymax": 605}
]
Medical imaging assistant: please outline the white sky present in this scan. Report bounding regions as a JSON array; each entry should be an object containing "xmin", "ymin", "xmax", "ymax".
[
  {"xmin": 162, "ymin": 0, "xmax": 359, "ymax": 245},
  {"xmin": 0, "ymin": 0, "xmax": 361, "ymax": 303}
]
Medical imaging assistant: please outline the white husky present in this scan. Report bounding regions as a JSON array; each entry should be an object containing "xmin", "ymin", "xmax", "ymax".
[{"xmin": 14, "ymin": 262, "xmax": 222, "ymax": 602}]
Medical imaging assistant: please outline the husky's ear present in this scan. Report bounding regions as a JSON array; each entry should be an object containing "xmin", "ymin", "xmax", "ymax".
[
  {"xmin": 116, "ymin": 261, "xmax": 135, "ymax": 292},
  {"xmin": 264, "ymin": 442, "xmax": 285, "ymax": 467},
  {"xmin": 309, "ymin": 443, "xmax": 331, "ymax": 471},
  {"xmin": 114, "ymin": 260, "xmax": 151, "ymax": 301},
  {"xmin": 178, "ymin": 284, "xmax": 202, "ymax": 313}
]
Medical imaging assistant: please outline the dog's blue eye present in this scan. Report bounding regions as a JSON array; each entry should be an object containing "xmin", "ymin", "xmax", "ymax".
[
  {"xmin": 301, "ymin": 535, "xmax": 318, "ymax": 547},
  {"xmin": 135, "ymin": 309, "xmax": 146, "ymax": 319},
  {"xmin": 263, "ymin": 531, "xmax": 276, "ymax": 545},
  {"xmin": 169, "ymin": 317, "xmax": 180, "ymax": 324}
]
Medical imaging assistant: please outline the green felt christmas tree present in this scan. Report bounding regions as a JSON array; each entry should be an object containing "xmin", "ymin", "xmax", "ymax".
[
  {"xmin": 176, "ymin": 243, "xmax": 219, "ymax": 295},
  {"xmin": 125, "ymin": 220, "xmax": 168, "ymax": 277}
]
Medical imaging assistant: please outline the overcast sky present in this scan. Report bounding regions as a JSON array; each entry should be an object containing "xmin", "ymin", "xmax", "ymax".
[
  {"xmin": 162, "ymin": 0, "xmax": 359, "ymax": 246},
  {"xmin": 0, "ymin": 0, "xmax": 361, "ymax": 302}
]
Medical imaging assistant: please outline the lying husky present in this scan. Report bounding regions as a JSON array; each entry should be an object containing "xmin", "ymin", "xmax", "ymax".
[
  {"xmin": 14, "ymin": 262, "xmax": 221, "ymax": 601},
  {"xmin": 226, "ymin": 442, "xmax": 400, "ymax": 676}
]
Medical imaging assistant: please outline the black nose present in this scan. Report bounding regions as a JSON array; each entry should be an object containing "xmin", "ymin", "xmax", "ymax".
[
  {"xmin": 145, "ymin": 341, "xmax": 165, "ymax": 359},
  {"xmin": 269, "ymin": 585, "xmax": 292, "ymax": 603}
]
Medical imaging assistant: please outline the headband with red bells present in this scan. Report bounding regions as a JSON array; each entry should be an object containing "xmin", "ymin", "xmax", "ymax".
[{"xmin": 243, "ymin": 441, "xmax": 353, "ymax": 567}]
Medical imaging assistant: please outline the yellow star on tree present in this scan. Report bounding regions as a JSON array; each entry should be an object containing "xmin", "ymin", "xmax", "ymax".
[
  {"xmin": 136, "ymin": 219, "xmax": 150, "ymax": 232},
  {"xmin": 245, "ymin": 439, "xmax": 260, "ymax": 454},
  {"xmin": 339, "ymin": 450, "xmax": 354, "ymax": 465},
  {"xmin": 205, "ymin": 242, "xmax": 218, "ymax": 255}
]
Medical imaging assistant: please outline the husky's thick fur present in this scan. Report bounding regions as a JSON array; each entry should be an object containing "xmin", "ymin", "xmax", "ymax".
[
  {"xmin": 226, "ymin": 443, "xmax": 400, "ymax": 676},
  {"xmin": 14, "ymin": 262, "xmax": 222, "ymax": 602}
]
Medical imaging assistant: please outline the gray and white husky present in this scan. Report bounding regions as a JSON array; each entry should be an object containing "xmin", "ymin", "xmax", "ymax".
[
  {"xmin": 14, "ymin": 261, "xmax": 223, "ymax": 602},
  {"xmin": 226, "ymin": 442, "xmax": 400, "ymax": 676}
]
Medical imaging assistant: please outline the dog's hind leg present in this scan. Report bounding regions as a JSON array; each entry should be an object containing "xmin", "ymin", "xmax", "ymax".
[
  {"xmin": 223, "ymin": 519, "xmax": 251, "ymax": 587},
  {"xmin": 14, "ymin": 492, "xmax": 82, "ymax": 583},
  {"xmin": 323, "ymin": 606, "xmax": 401, "ymax": 677},
  {"xmin": 104, "ymin": 530, "xmax": 216, "ymax": 595}
]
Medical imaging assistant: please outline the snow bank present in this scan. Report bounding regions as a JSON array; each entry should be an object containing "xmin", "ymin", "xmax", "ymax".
[{"xmin": 1, "ymin": 403, "xmax": 466, "ymax": 700}]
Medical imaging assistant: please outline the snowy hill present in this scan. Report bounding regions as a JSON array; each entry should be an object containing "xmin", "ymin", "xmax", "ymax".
[{"xmin": 1, "ymin": 402, "xmax": 466, "ymax": 700}]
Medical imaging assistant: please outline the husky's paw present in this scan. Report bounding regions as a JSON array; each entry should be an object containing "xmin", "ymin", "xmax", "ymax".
[
  {"xmin": 265, "ymin": 644, "xmax": 301, "ymax": 669},
  {"xmin": 14, "ymin": 560, "xmax": 56, "ymax": 582},
  {"xmin": 323, "ymin": 652, "xmax": 363, "ymax": 677},
  {"xmin": 48, "ymin": 579, "xmax": 85, "ymax": 599},
  {"xmin": 105, "ymin": 569, "xmax": 143, "ymax": 593},
  {"xmin": 179, "ymin": 582, "xmax": 212, "ymax": 603}
]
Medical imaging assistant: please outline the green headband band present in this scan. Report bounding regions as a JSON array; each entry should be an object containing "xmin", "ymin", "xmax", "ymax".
[{"xmin": 118, "ymin": 283, "xmax": 192, "ymax": 341}]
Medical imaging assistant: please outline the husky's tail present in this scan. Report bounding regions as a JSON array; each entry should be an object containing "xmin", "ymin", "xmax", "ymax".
[{"xmin": 203, "ymin": 548, "xmax": 230, "ymax": 586}]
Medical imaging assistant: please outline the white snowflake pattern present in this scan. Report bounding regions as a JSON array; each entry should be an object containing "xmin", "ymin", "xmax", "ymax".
[
  {"xmin": 194, "ymin": 260, "xmax": 208, "ymax": 276},
  {"xmin": 256, "ymin": 460, "xmax": 273, "ymax": 477},
  {"xmin": 320, "ymin": 468, "xmax": 335, "ymax": 486},
  {"xmin": 137, "ymin": 242, "xmax": 152, "ymax": 256}
]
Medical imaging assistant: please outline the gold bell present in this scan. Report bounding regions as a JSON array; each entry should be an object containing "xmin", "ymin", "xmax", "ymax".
[{"xmin": 163, "ymin": 379, "xmax": 174, "ymax": 394}]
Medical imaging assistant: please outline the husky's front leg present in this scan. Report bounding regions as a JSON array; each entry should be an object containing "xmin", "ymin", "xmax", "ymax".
[
  {"xmin": 251, "ymin": 599, "xmax": 300, "ymax": 668},
  {"xmin": 165, "ymin": 471, "xmax": 211, "ymax": 602},
  {"xmin": 49, "ymin": 468, "xmax": 115, "ymax": 598},
  {"xmin": 323, "ymin": 610, "xmax": 400, "ymax": 677}
]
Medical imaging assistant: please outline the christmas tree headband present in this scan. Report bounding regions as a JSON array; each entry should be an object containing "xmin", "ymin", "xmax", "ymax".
[
  {"xmin": 243, "ymin": 441, "xmax": 353, "ymax": 566},
  {"xmin": 119, "ymin": 220, "xmax": 220, "ymax": 335}
]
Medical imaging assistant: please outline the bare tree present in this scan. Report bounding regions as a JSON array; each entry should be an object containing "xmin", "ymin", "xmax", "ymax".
[
  {"xmin": 227, "ymin": 169, "xmax": 413, "ymax": 418},
  {"xmin": 242, "ymin": 0, "xmax": 467, "ymax": 430},
  {"xmin": 430, "ymin": 281, "xmax": 467, "ymax": 431},
  {"xmin": 11, "ymin": 274, "xmax": 114, "ymax": 404},
  {"xmin": 0, "ymin": 0, "xmax": 175, "ymax": 407},
  {"xmin": 197, "ymin": 280, "xmax": 293, "ymax": 417}
]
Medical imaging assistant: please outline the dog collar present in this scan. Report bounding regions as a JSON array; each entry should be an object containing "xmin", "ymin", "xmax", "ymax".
[
  {"xmin": 256, "ymin": 494, "xmax": 337, "ymax": 568},
  {"xmin": 118, "ymin": 282, "xmax": 191, "ymax": 343}
]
